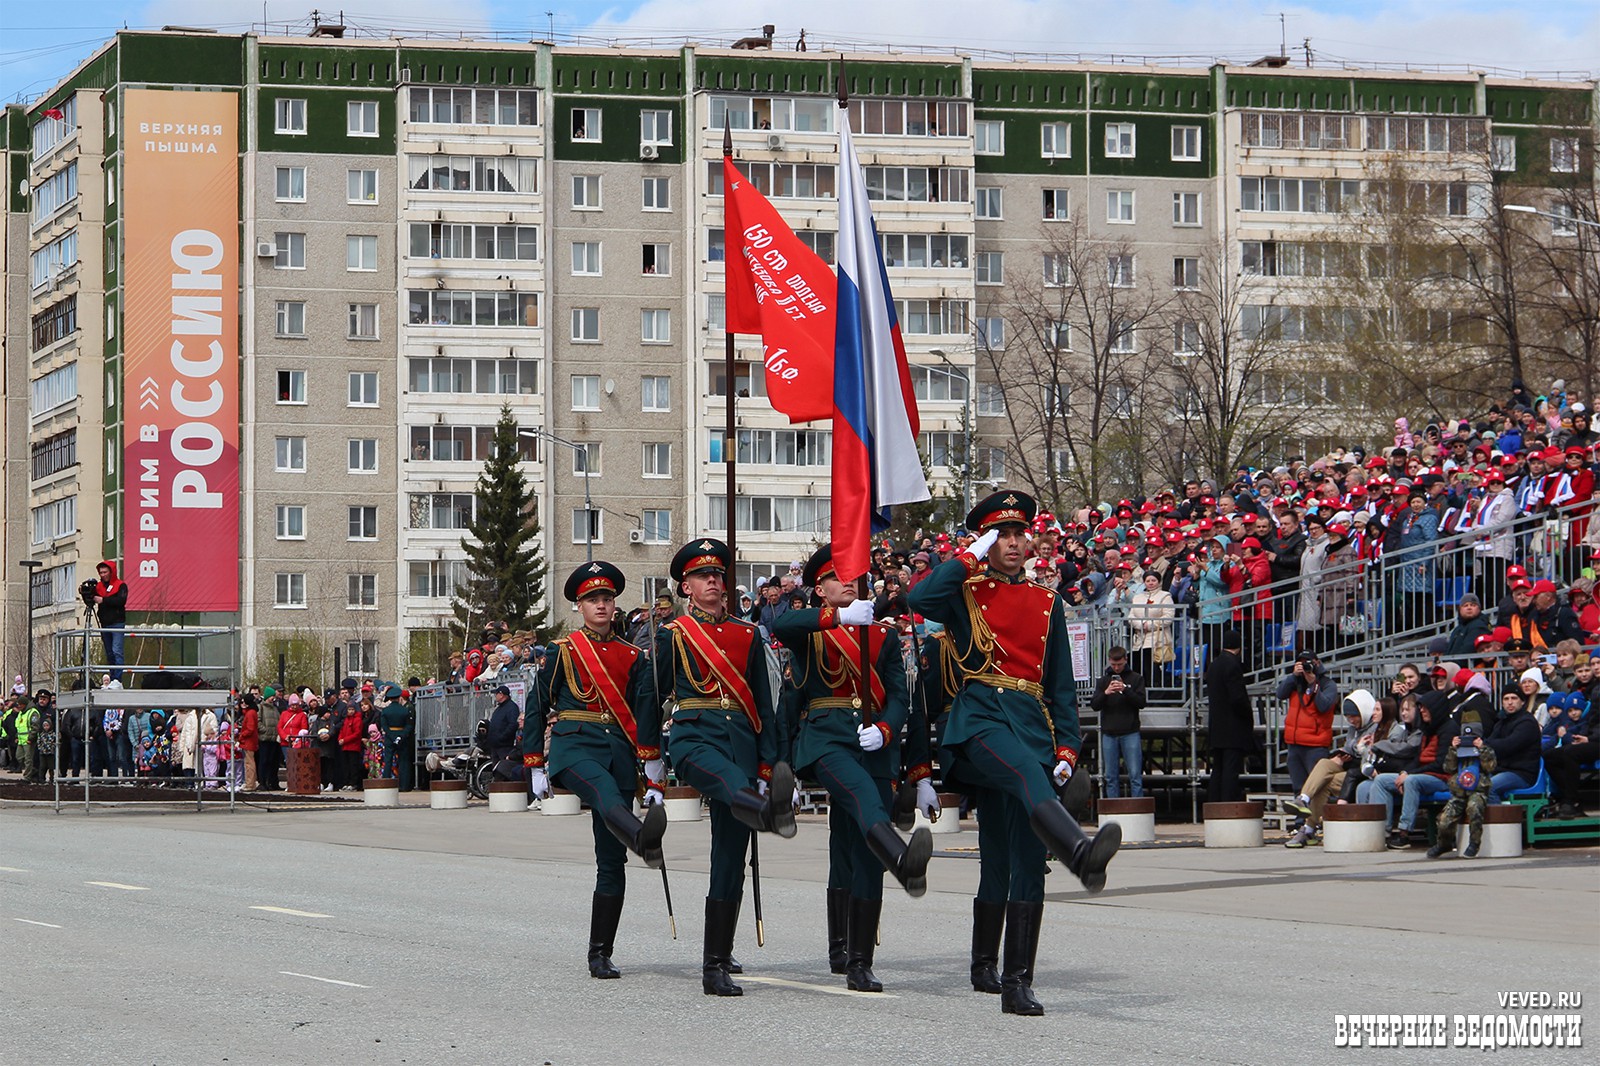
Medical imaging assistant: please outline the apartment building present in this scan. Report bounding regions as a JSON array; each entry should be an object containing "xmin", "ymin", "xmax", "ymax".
[{"xmin": 2, "ymin": 29, "xmax": 1592, "ymax": 679}]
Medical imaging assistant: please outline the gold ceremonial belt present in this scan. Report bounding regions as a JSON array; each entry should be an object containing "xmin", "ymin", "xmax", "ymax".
[
  {"xmin": 800, "ymin": 697, "xmax": 862, "ymax": 719},
  {"xmin": 963, "ymin": 673, "xmax": 1046, "ymax": 701},
  {"xmin": 557, "ymin": 709, "xmax": 614, "ymax": 724},
  {"xmin": 677, "ymin": 696, "xmax": 748, "ymax": 715}
]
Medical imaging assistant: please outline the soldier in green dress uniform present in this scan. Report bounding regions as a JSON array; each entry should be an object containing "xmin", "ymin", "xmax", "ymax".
[
  {"xmin": 378, "ymin": 686, "xmax": 416, "ymax": 790},
  {"xmin": 656, "ymin": 537, "xmax": 797, "ymax": 997},
  {"xmin": 525, "ymin": 561, "xmax": 666, "ymax": 979},
  {"xmin": 772, "ymin": 546, "xmax": 937, "ymax": 992},
  {"xmin": 907, "ymin": 490, "xmax": 1122, "ymax": 1016}
]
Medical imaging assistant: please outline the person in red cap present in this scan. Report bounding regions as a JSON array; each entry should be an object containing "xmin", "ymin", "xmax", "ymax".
[
  {"xmin": 1472, "ymin": 468, "xmax": 1518, "ymax": 602},
  {"xmin": 1238, "ymin": 536, "xmax": 1273, "ymax": 671},
  {"xmin": 1546, "ymin": 446, "xmax": 1595, "ymax": 579}
]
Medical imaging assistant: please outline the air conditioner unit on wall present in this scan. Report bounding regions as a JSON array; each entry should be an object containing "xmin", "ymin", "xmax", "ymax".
[
  {"xmin": 640, "ymin": 142, "xmax": 659, "ymax": 160},
  {"xmin": 765, "ymin": 132, "xmax": 784, "ymax": 151},
  {"xmin": 255, "ymin": 241, "xmax": 276, "ymax": 258},
  {"xmin": 397, "ymin": 67, "xmax": 412, "ymax": 85},
  {"xmin": 628, "ymin": 529, "xmax": 646, "ymax": 544}
]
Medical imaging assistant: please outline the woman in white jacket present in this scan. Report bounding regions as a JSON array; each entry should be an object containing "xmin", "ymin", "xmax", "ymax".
[
  {"xmin": 1128, "ymin": 570, "xmax": 1176, "ymax": 692},
  {"xmin": 175, "ymin": 707, "xmax": 219, "ymax": 782}
]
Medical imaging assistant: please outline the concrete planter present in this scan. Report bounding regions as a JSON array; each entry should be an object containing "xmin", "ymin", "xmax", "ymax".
[
  {"xmin": 1098, "ymin": 796, "xmax": 1157, "ymax": 844},
  {"xmin": 362, "ymin": 778, "xmax": 399, "ymax": 807},
  {"xmin": 1454, "ymin": 803, "xmax": 1524, "ymax": 858},
  {"xmin": 1321, "ymin": 803, "xmax": 1388, "ymax": 853},
  {"xmin": 663, "ymin": 784, "xmax": 703, "ymax": 822},
  {"xmin": 1203, "ymin": 801, "xmax": 1265, "ymax": 848},
  {"xmin": 541, "ymin": 787, "xmax": 581, "ymax": 816},
  {"xmin": 488, "ymin": 779, "xmax": 529, "ymax": 813},
  {"xmin": 429, "ymin": 778, "xmax": 468, "ymax": 810}
]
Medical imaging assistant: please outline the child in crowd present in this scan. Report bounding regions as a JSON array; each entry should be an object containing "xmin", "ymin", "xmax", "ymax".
[
  {"xmin": 1428, "ymin": 723, "xmax": 1497, "ymax": 859},
  {"xmin": 1542, "ymin": 693, "xmax": 1591, "ymax": 748},
  {"xmin": 364, "ymin": 723, "xmax": 386, "ymax": 780}
]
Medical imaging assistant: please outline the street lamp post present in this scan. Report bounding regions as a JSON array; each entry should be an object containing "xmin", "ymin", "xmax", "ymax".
[
  {"xmin": 1503, "ymin": 203, "xmax": 1600, "ymax": 231},
  {"xmin": 521, "ymin": 428, "xmax": 593, "ymax": 563},
  {"xmin": 927, "ymin": 348, "xmax": 974, "ymax": 517},
  {"xmin": 18, "ymin": 559, "xmax": 42, "ymax": 692}
]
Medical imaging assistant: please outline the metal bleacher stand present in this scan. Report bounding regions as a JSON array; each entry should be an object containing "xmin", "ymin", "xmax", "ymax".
[
  {"xmin": 50, "ymin": 623, "xmax": 239, "ymax": 814},
  {"xmin": 1073, "ymin": 497, "xmax": 1593, "ymax": 829}
]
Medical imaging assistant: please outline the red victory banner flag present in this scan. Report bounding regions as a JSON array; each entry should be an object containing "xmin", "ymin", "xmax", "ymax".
[{"xmin": 722, "ymin": 156, "xmax": 835, "ymax": 423}]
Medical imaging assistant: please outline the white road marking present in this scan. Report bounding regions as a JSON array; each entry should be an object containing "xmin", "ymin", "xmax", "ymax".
[
  {"xmin": 279, "ymin": 971, "xmax": 369, "ymax": 988},
  {"xmin": 13, "ymin": 918, "xmax": 63, "ymax": 928},
  {"xmin": 0, "ymin": 866, "xmax": 30, "ymax": 873},
  {"xmin": 85, "ymin": 881, "xmax": 148, "ymax": 891},
  {"xmin": 738, "ymin": 975, "xmax": 899, "ymax": 998},
  {"xmin": 250, "ymin": 905, "xmax": 333, "ymax": 918}
]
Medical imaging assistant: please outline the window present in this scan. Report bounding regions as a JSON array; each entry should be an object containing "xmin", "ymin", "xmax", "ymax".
[
  {"xmin": 275, "ymin": 505, "xmax": 305, "ymax": 540},
  {"xmin": 893, "ymin": 299, "xmax": 970, "ymax": 336},
  {"xmin": 1550, "ymin": 136, "xmax": 1579, "ymax": 173},
  {"xmin": 1171, "ymin": 125, "xmax": 1202, "ymax": 161},
  {"xmin": 571, "ymin": 374, "xmax": 601, "ymax": 410},
  {"xmin": 348, "ymin": 439, "xmax": 378, "ymax": 473},
  {"xmin": 706, "ymin": 294, "xmax": 726, "ymax": 333},
  {"xmin": 30, "ymin": 231, "xmax": 76, "ymax": 288},
  {"xmin": 910, "ymin": 366, "xmax": 969, "ymax": 403},
  {"xmin": 1244, "ymin": 111, "xmax": 1358, "ymax": 150},
  {"xmin": 409, "ymin": 87, "xmax": 538, "ymax": 127},
  {"xmin": 976, "ymin": 382, "xmax": 1006, "ymax": 417},
  {"xmin": 348, "ymin": 505, "xmax": 378, "ymax": 540},
  {"xmin": 642, "ymin": 375, "xmax": 671, "ymax": 411},
  {"xmin": 1105, "ymin": 122, "xmax": 1136, "ymax": 157},
  {"xmin": 975, "ymin": 251, "xmax": 1004, "ymax": 285},
  {"xmin": 31, "ymin": 498, "xmax": 77, "ymax": 544},
  {"xmin": 274, "ymin": 573, "xmax": 307, "ymax": 608},
  {"xmin": 347, "ymin": 100, "xmax": 378, "ymax": 136},
  {"xmin": 32, "ymin": 163, "xmax": 78, "ymax": 224},
  {"xmin": 408, "ymin": 357, "xmax": 538, "ymax": 397},
  {"xmin": 571, "ymin": 241, "xmax": 602, "ymax": 275},
  {"xmin": 408, "ymin": 560, "xmax": 470, "ymax": 599},
  {"xmin": 1173, "ymin": 192, "xmax": 1201, "ymax": 226},
  {"xmin": 30, "ymin": 430, "xmax": 77, "ymax": 481},
  {"xmin": 274, "ymin": 436, "xmax": 306, "ymax": 472},
  {"xmin": 571, "ymin": 442, "xmax": 600, "ymax": 477},
  {"xmin": 1173, "ymin": 256, "xmax": 1200, "ymax": 290},
  {"xmin": 410, "ymin": 425, "xmax": 536, "ymax": 463},
  {"xmin": 642, "ymin": 176, "xmax": 670, "ymax": 210},
  {"xmin": 641, "ymin": 509, "xmax": 671, "ymax": 543},
  {"xmin": 920, "ymin": 431, "xmax": 962, "ymax": 469},
  {"xmin": 571, "ymin": 308, "xmax": 600, "ymax": 342},
  {"xmin": 1106, "ymin": 190, "xmax": 1134, "ymax": 223},
  {"xmin": 31, "ymin": 296, "xmax": 77, "ymax": 351},
  {"xmin": 1551, "ymin": 203, "xmax": 1578, "ymax": 237},
  {"xmin": 406, "ymin": 154, "xmax": 537, "ymax": 194},
  {"xmin": 572, "ymin": 174, "xmax": 602, "ymax": 208},
  {"xmin": 407, "ymin": 289, "xmax": 540, "ymax": 328},
  {"xmin": 861, "ymin": 165, "xmax": 970, "ymax": 204},
  {"xmin": 975, "ymin": 119, "xmax": 1005, "ymax": 154},
  {"xmin": 844, "ymin": 98, "xmax": 968, "ymax": 137},
  {"xmin": 572, "ymin": 107, "xmax": 601, "ymax": 141},
  {"xmin": 276, "ymin": 370, "xmax": 306, "ymax": 404},
  {"xmin": 1239, "ymin": 176, "xmax": 1362, "ymax": 214},
  {"xmin": 408, "ymin": 223, "xmax": 539, "ymax": 262},
  {"xmin": 642, "ymin": 242, "xmax": 670, "ymax": 275},
  {"xmin": 976, "ymin": 316, "xmax": 1005, "ymax": 350},
  {"xmin": 30, "ymin": 97, "xmax": 76, "ymax": 156},
  {"xmin": 29, "ymin": 363, "xmax": 77, "ymax": 416},
  {"xmin": 707, "ymin": 495, "xmax": 831, "ymax": 534},
  {"xmin": 1042, "ymin": 189, "xmax": 1070, "ymax": 220},
  {"xmin": 275, "ymin": 301, "xmax": 306, "ymax": 337},
  {"xmin": 976, "ymin": 446, "xmax": 1007, "ymax": 482},
  {"xmin": 640, "ymin": 109, "xmax": 672, "ymax": 144},
  {"xmin": 347, "ymin": 574, "xmax": 377, "ymax": 609},
  {"xmin": 642, "ymin": 442, "xmax": 671, "ymax": 478},
  {"xmin": 572, "ymin": 508, "xmax": 603, "ymax": 544},
  {"xmin": 641, "ymin": 309, "xmax": 670, "ymax": 343},
  {"xmin": 710, "ymin": 94, "xmax": 838, "ymax": 134},
  {"xmin": 975, "ymin": 187, "xmax": 1002, "ymax": 219},
  {"xmin": 408, "ymin": 493, "xmax": 475, "ymax": 530},
  {"xmin": 1041, "ymin": 122, "xmax": 1070, "ymax": 158},
  {"xmin": 347, "ymin": 168, "xmax": 378, "ymax": 203},
  {"xmin": 1108, "ymin": 254, "xmax": 1134, "ymax": 288},
  {"xmin": 1044, "ymin": 320, "xmax": 1071, "ymax": 351},
  {"xmin": 347, "ymin": 235, "xmax": 378, "ymax": 272},
  {"xmin": 1173, "ymin": 319, "xmax": 1201, "ymax": 356},
  {"xmin": 1043, "ymin": 253, "xmax": 1070, "ymax": 287},
  {"xmin": 879, "ymin": 233, "xmax": 968, "ymax": 268},
  {"xmin": 275, "ymin": 166, "xmax": 306, "ymax": 202},
  {"xmin": 348, "ymin": 372, "xmax": 378, "ymax": 406},
  {"xmin": 1110, "ymin": 320, "xmax": 1136, "ymax": 353},
  {"xmin": 348, "ymin": 302, "xmax": 379, "ymax": 339},
  {"xmin": 275, "ymin": 98, "xmax": 306, "ymax": 134},
  {"xmin": 709, "ymin": 161, "xmax": 840, "ymax": 199},
  {"xmin": 274, "ymin": 232, "xmax": 305, "ymax": 269},
  {"xmin": 344, "ymin": 640, "xmax": 378, "ymax": 676}
]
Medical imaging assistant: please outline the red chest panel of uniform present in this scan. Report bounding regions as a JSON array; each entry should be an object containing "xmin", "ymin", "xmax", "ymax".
[
  {"xmin": 573, "ymin": 637, "xmax": 640, "ymax": 706},
  {"xmin": 821, "ymin": 624, "xmax": 890, "ymax": 701},
  {"xmin": 681, "ymin": 617, "xmax": 758, "ymax": 674},
  {"xmin": 969, "ymin": 577, "xmax": 1056, "ymax": 683}
]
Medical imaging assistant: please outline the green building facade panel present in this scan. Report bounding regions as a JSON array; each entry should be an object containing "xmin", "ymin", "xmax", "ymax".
[
  {"xmin": 1088, "ymin": 71, "xmax": 1211, "ymax": 113},
  {"xmin": 397, "ymin": 47, "xmax": 540, "ymax": 88},
  {"xmin": 554, "ymin": 97, "xmax": 684, "ymax": 164},
  {"xmin": 974, "ymin": 110, "xmax": 1087, "ymax": 176},
  {"xmin": 1225, "ymin": 74, "xmax": 1355, "ymax": 112},
  {"xmin": 257, "ymin": 86, "xmax": 397, "ymax": 155},
  {"xmin": 972, "ymin": 69, "xmax": 1088, "ymax": 110},
  {"xmin": 1090, "ymin": 113, "xmax": 1214, "ymax": 179},
  {"xmin": 120, "ymin": 33, "xmax": 242, "ymax": 88},
  {"xmin": 554, "ymin": 53, "xmax": 683, "ymax": 97}
]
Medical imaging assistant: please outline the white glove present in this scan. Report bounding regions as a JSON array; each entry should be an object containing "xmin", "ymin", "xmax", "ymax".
[
  {"xmin": 968, "ymin": 528, "xmax": 1000, "ymax": 561},
  {"xmin": 643, "ymin": 758, "xmax": 664, "ymax": 785},
  {"xmin": 529, "ymin": 768, "xmax": 551, "ymax": 799},
  {"xmin": 1052, "ymin": 760, "xmax": 1073, "ymax": 787},
  {"xmin": 757, "ymin": 777, "xmax": 769, "ymax": 797},
  {"xmin": 792, "ymin": 785, "xmax": 802, "ymax": 808},
  {"xmin": 642, "ymin": 787, "xmax": 664, "ymax": 807},
  {"xmin": 837, "ymin": 599, "xmax": 875, "ymax": 627},
  {"xmin": 857, "ymin": 724, "xmax": 885, "ymax": 752},
  {"xmin": 916, "ymin": 778, "xmax": 939, "ymax": 818}
]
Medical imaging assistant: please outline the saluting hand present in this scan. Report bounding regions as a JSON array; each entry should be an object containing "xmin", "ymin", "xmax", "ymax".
[{"xmin": 968, "ymin": 528, "xmax": 1000, "ymax": 562}]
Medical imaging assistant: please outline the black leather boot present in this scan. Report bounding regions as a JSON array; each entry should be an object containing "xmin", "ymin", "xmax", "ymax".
[
  {"xmin": 865, "ymin": 821, "xmax": 934, "ymax": 897},
  {"xmin": 1029, "ymin": 800, "xmax": 1121, "ymax": 892},
  {"xmin": 587, "ymin": 893, "xmax": 624, "ymax": 979},
  {"xmin": 891, "ymin": 777, "xmax": 919, "ymax": 831},
  {"xmin": 999, "ymin": 900, "xmax": 1044, "ymax": 1015},
  {"xmin": 701, "ymin": 897, "xmax": 743, "ymax": 996},
  {"xmin": 826, "ymin": 887, "xmax": 849, "ymax": 975},
  {"xmin": 728, "ymin": 762, "xmax": 798, "ymax": 838},
  {"xmin": 970, "ymin": 898, "xmax": 1005, "ymax": 993},
  {"xmin": 602, "ymin": 802, "xmax": 667, "ymax": 868},
  {"xmin": 845, "ymin": 896, "xmax": 884, "ymax": 992}
]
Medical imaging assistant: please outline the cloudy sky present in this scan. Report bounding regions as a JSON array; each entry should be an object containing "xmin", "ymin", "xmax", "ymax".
[{"xmin": 3, "ymin": 0, "xmax": 1596, "ymax": 105}]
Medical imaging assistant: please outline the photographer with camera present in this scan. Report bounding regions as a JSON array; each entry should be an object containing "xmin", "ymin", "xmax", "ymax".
[
  {"xmin": 1090, "ymin": 647, "xmax": 1147, "ymax": 798},
  {"xmin": 80, "ymin": 561, "xmax": 129, "ymax": 682},
  {"xmin": 1275, "ymin": 651, "xmax": 1340, "ymax": 800}
]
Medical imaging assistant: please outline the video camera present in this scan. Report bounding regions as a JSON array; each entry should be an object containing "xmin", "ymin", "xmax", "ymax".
[{"xmin": 78, "ymin": 580, "xmax": 98, "ymax": 608}]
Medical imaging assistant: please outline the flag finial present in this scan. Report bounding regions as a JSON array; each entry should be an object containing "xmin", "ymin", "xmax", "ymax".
[{"xmin": 722, "ymin": 114, "xmax": 732, "ymax": 157}]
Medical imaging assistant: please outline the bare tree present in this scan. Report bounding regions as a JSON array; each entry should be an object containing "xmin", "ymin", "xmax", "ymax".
[{"xmin": 1514, "ymin": 181, "xmax": 1600, "ymax": 403}]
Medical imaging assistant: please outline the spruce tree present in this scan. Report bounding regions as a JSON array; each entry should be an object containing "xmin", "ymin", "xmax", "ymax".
[{"xmin": 452, "ymin": 405, "xmax": 550, "ymax": 640}]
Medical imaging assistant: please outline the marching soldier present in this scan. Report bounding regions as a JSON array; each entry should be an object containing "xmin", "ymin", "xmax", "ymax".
[
  {"xmin": 772, "ymin": 546, "xmax": 936, "ymax": 993},
  {"xmin": 378, "ymin": 685, "xmax": 416, "ymax": 791},
  {"xmin": 907, "ymin": 490, "xmax": 1121, "ymax": 1017},
  {"xmin": 656, "ymin": 537, "xmax": 796, "ymax": 997},
  {"xmin": 525, "ymin": 561, "xmax": 666, "ymax": 979}
]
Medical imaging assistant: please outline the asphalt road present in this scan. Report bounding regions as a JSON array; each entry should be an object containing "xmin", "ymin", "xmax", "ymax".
[{"xmin": 2, "ymin": 802, "xmax": 1595, "ymax": 1065}]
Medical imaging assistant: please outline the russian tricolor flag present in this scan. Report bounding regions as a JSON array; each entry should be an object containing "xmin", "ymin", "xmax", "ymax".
[{"xmin": 830, "ymin": 113, "xmax": 929, "ymax": 583}]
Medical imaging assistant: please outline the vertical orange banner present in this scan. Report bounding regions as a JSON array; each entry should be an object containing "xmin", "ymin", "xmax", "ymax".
[{"xmin": 122, "ymin": 90, "xmax": 240, "ymax": 611}]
